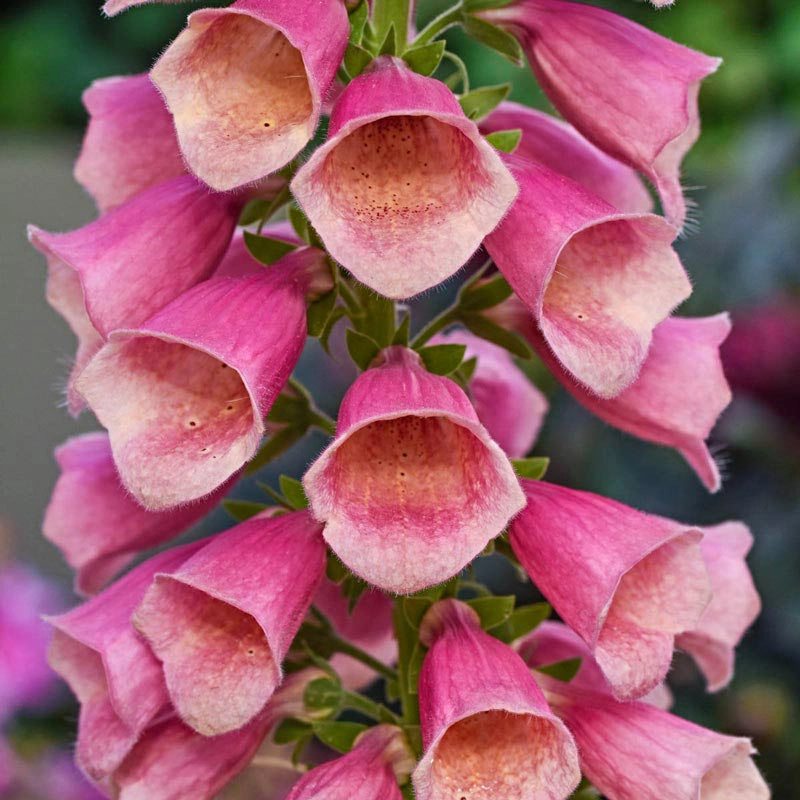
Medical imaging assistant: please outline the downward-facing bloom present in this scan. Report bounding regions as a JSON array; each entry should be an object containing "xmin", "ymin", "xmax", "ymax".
[
  {"xmin": 151, "ymin": 0, "xmax": 349, "ymax": 190},
  {"xmin": 481, "ymin": 102, "xmax": 653, "ymax": 214},
  {"xmin": 28, "ymin": 175, "xmax": 242, "ymax": 415},
  {"xmin": 480, "ymin": 0, "xmax": 720, "ymax": 227},
  {"xmin": 46, "ymin": 542, "xmax": 204, "ymax": 789},
  {"xmin": 513, "ymin": 309, "xmax": 732, "ymax": 491},
  {"xmin": 510, "ymin": 480, "xmax": 711, "ymax": 700},
  {"xmin": 286, "ymin": 724, "xmax": 414, "ymax": 800},
  {"xmin": 485, "ymin": 155, "xmax": 691, "ymax": 397},
  {"xmin": 677, "ymin": 522, "xmax": 761, "ymax": 691},
  {"xmin": 431, "ymin": 329, "xmax": 548, "ymax": 458},
  {"xmin": 522, "ymin": 624, "xmax": 769, "ymax": 800},
  {"xmin": 43, "ymin": 432, "xmax": 230, "ymax": 595},
  {"xmin": 74, "ymin": 74, "xmax": 185, "ymax": 213},
  {"xmin": 413, "ymin": 599, "xmax": 580, "ymax": 800},
  {"xmin": 303, "ymin": 346, "xmax": 525, "ymax": 593},
  {"xmin": 133, "ymin": 510, "xmax": 326, "ymax": 735},
  {"xmin": 76, "ymin": 248, "xmax": 330, "ymax": 509},
  {"xmin": 291, "ymin": 56, "xmax": 518, "ymax": 298}
]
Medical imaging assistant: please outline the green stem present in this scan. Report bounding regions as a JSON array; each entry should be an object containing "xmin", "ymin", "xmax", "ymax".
[
  {"xmin": 413, "ymin": 4, "xmax": 464, "ymax": 46},
  {"xmin": 410, "ymin": 307, "xmax": 460, "ymax": 348},
  {"xmin": 342, "ymin": 690, "xmax": 402, "ymax": 724},
  {"xmin": 330, "ymin": 634, "xmax": 399, "ymax": 682},
  {"xmin": 309, "ymin": 410, "xmax": 336, "ymax": 437}
]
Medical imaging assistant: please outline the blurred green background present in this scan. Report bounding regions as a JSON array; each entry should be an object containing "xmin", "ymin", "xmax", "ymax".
[{"xmin": 0, "ymin": 0, "xmax": 798, "ymax": 797}]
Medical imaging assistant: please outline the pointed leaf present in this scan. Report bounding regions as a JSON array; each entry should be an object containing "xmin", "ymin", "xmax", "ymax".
[
  {"xmin": 458, "ymin": 83, "xmax": 511, "ymax": 120},
  {"xmin": 392, "ymin": 313, "xmax": 411, "ymax": 347},
  {"xmin": 465, "ymin": 595, "xmax": 516, "ymax": 630},
  {"xmin": 289, "ymin": 205, "xmax": 312, "ymax": 243},
  {"xmin": 379, "ymin": 24, "xmax": 397, "ymax": 56},
  {"xmin": 459, "ymin": 273, "xmax": 513, "ymax": 312},
  {"xmin": 511, "ymin": 457, "xmax": 550, "ymax": 480},
  {"xmin": 402, "ymin": 40, "xmax": 446, "ymax": 76},
  {"xmin": 326, "ymin": 553, "xmax": 349, "ymax": 584},
  {"xmin": 348, "ymin": 0, "xmax": 369, "ymax": 44},
  {"xmin": 462, "ymin": 17, "xmax": 523, "ymax": 65},
  {"xmin": 307, "ymin": 288, "xmax": 339, "ymax": 338},
  {"xmin": 313, "ymin": 721, "xmax": 368, "ymax": 753},
  {"xmin": 461, "ymin": 312, "xmax": 533, "ymax": 359},
  {"xmin": 344, "ymin": 42, "xmax": 373, "ymax": 78},
  {"xmin": 319, "ymin": 306, "xmax": 348, "ymax": 354},
  {"xmin": 243, "ymin": 230, "xmax": 298, "ymax": 265},
  {"xmin": 536, "ymin": 657, "xmax": 582, "ymax": 683},
  {"xmin": 279, "ymin": 475, "xmax": 309, "ymax": 510},
  {"xmin": 346, "ymin": 328, "xmax": 381, "ymax": 370},
  {"xmin": 485, "ymin": 128, "xmax": 522, "ymax": 153},
  {"xmin": 274, "ymin": 718, "xmax": 312, "ymax": 744},
  {"xmin": 246, "ymin": 426, "xmax": 306, "ymax": 474},
  {"xmin": 418, "ymin": 343, "xmax": 467, "ymax": 376},
  {"xmin": 223, "ymin": 499, "xmax": 268, "ymax": 522},
  {"xmin": 304, "ymin": 677, "xmax": 342, "ymax": 713},
  {"xmin": 491, "ymin": 602, "xmax": 551, "ymax": 643}
]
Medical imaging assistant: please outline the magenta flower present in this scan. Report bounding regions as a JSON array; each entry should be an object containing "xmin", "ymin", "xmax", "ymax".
[
  {"xmin": 291, "ymin": 56, "xmax": 518, "ymax": 298},
  {"xmin": 151, "ymin": 0, "xmax": 349, "ymax": 190},
  {"xmin": 303, "ymin": 346, "xmax": 524, "ymax": 593}
]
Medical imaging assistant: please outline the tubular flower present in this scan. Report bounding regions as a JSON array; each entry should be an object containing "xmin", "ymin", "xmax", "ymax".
[
  {"xmin": 286, "ymin": 724, "xmax": 413, "ymax": 800},
  {"xmin": 413, "ymin": 599, "xmax": 580, "ymax": 800},
  {"xmin": 45, "ymin": 542, "xmax": 204, "ymax": 790},
  {"xmin": 76, "ymin": 248, "xmax": 331, "ymax": 509},
  {"xmin": 74, "ymin": 74, "xmax": 185, "ymax": 213},
  {"xmin": 133, "ymin": 510, "xmax": 326, "ymax": 736},
  {"xmin": 28, "ymin": 175, "xmax": 243, "ymax": 416},
  {"xmin": 151, "ymin": 0, "xmax": 349, "ymax": 191},
  {"xmin": 485, "ymin": 155, "xmax": 691, "ymax": 397},
  {"xmin": 291, "ymin": 56, "xmax": 518, "ymax": 298},
  {"xmin": 479, "ymin": 0, "xmax": 720, "ymax": 227},
  {"xmin": 510, "ymin": 480, "xmax": 711, "ymax": 700},
  {"xmin": 43, "ymin": 432, "xmax": 230, "ymax": 595},
  {"xmin": 303, "ymin": 346, "xmax": 525, "ymax": 594},
  {"xmin": 480, "ymin": 102, "xmax": 653, "ymax": 214},
  {"xmin": 523, "ymin": 623, "xmax": 769, "ymax": 800},
  {"xmin": 677, "ymin": 522, "xmax": 761, "ymax": 692},
  {"xmin": 431, "ymin": 329, "xmax": 548, "ymax": 458}
]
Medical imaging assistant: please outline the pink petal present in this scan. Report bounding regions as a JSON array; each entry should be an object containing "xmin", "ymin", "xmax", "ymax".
[
  {"xmin": 43, "ymin": 432, "xmax": 231, "ymax": 595},
  {"xmin": 286, "ymin": 725, "xmax": 413, "ymax": 800},
  {"xmin": 485, "ymin": 156, "xmax": 691, "ymax": 397},
  {"xmin": 76, "ymin": 251, "xmax": 323, "ymax": 509},
  {"xmin": 510, "ymin": 480, "xmax": 711, "ymax": 700},
  {"xmin": 291, "ymin": 56, "xmax": 518, "ymax": 298},
  {"xmin": 481, "ymin": 102, "xmax": 653, "ymax": 213},
  {"xmin": 431, "ymin": 329, "xmax": 548, "ymax": 458},
  {"xmin": 133, "ymin": 511, "xmax": 326, "ymax": 735},
  {"xmin": 482, "ymin": 0, "xmax": 720, "ymax": 227},
  {"xmin": 413, "ymin": 599, "xmax": 580, "ymax": 800},
  {"xmin": 677, "ymin": 522, "xmax": 761, "ymax": 691},
  {"xmin": 521, "ymin": 313, "xmax": 732, "ymax": 491},
  {"xmin": 151, "ymin": 0, "xmax": 348, "ymax": 190},
  {"xmin": 74, "ymin": 74, "xmax": 185, "ymax": 213},
  {"xmin": 46, "ymin": 542, "xmax": 204, "ymax": 785},
  {"xmin": 303, "ymin": 347, "xmax": 525, "ymax": 593}
]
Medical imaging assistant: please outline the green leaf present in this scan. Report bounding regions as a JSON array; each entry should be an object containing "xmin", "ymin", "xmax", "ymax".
[
  {"xmin": 457, "ymin": 355, "xmax": 478, "ymax": 383},
  {"xmin": 289, "ymin": 205, "xmax": 312, "ymax": 243},
  {"xmin": 257, "ymin": 480, "xmax": 291, "ymax": 508},
  {"xmin": 307, "ymin": 288, "xmax": 339, "ymax": 338},
  {"xmin": 348, "ymin": 0, "xmax": 368, "ymax": 44},
  {"xmin": 246, "ymin": 426, "xmax": 306, "ymax": 474},
  {"xmin": 313, "ymin": 721, "xmax": 368, "ymax": 753},
  {"xmin": 406, "ymin": 641, "xmax": 425, "ymax": 696},
  {"xmin": 492, "ymin": 602, "xmax": 551, "ymax": 643},
  {"xmin": 403, "ymin": 596, "xmax": 433, "ymax": 629},
  {"xmin": 462, "ymin": 16, "xmax": 523, "ymax": 65},
  {"xmin": 266, "ymin": 393, "xmax": 311, "ymax": 426},
  {"xmin": 357, "ymin": 289, "xmax": 395, "ymax": 347},
  {"xmin": 466, "ymin": 595, "xmax": 516, "ymax": 630},
  {"xmin": 303, "ymin": 677, "xmax": 342, "ymax": 713},
  {"xmin": 279, "ymin": 475, "xmax": 309, "ymax": 510},
  {"xmin": 400, "ymin": 782, "xmax": 416, "ymax": 800},
  {"xmin": 319, "ymin": 306, "xmax": 348, "ymax": 355},
  {"xmin": 511, "ymin": 456, "xmax": 550, "ymax": 480},
  {"xmin": 485, "ymin": 128, "xmax": 522, "ymax": 153},
  {"xmin": 459, "ymin": 273, "xmax": 514, "ymax": 312},
  {"xmin": 370, "ymin": 0, "xmax": 410, "ymax": 51},
  {"xmin": 326, "ymin": 553, "xmax": 349, "ymax": 583},
  {"xmin": 223, "ymin": 499, "xmax": 268, "ymax": 522},
  {"xmin": 343, "ymin": 575, "xmax": 369, "ymax": 612},
  {"xmin": 379, "ymin": 24, "xmax": 397, "ymax": 56},
  {"xmin": 344, "ymin": 41, "xmax": 373, "ymax": 78},
  {"xmin": 458, "ymin": 82, "xmax": 511, "ymax": 120},
  {"xmin": 536, "ymin": 657, "xmax": 582, "ymax": 683},
  {"xmin": 418, "ymin": 343, "xmax": 467, "ymax": 376},
  {"xmin": 461, "ymin": 312, "xmax": 533, "ymax": 359},
  {"xmin": 392, "ymin": 313, "xmax": 411, "ymax": 347},
  {"xmin": 402, "ymin": 40, "xmax": 446, "ymax": 76},
  {"xmin": 464, "ymin": 0, "xmax": 515, "ymax": 12},
  {"xmin": 243, "ymin": 230, "xmax": 297, "ymax": 265},
  {"xmin": 273, "ymin": 717, "xmax": 312, "ymax": 744},
  {"xmin": 346, "ymin": 328, "xmax": 381, "ymax": 370},
  {"xmin": 238, "ymin": 197, "xmax": 270, "ymax": 226}
]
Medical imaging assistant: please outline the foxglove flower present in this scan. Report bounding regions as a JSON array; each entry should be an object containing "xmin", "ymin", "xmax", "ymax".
[
  {"xmin": 76, "ymin": 248, "xmax": 330, "ymax": 509},
  {"xmin": 413, "ymin": 599, "xmax": 580, "ymax": 800},
  {"xmin": 480, "ymin": 0, "xmax": 720, "ymax": 227},
  {"xmin": 43, "ymin": 432, "xmax": 230, "ymax": 595},
  {"xmin": 485, "ymin": 155, "xmax": 691, "ymax": 397},
  {"xmin": 46, "ymin": 542, "xmax": 204, "ymax": 788},
  {"xmin": 431, "ymin": 329, "xmax": 548, "ymax": 458},
  {"xmin": 516, "ymin": 310, "xmax": 732, "ymax": 491},
  {"xmin": 28, "ymin": 175, "xmax": 242, "ymax": 415},
  {"xmin": 133, "ymin": 510, "xmax": 326, "ymax": 735},
  {"xmin": 314, "ymin": 580, "xmax": 397, "ymax": 689},
  {"xmin": 291, "ymin": 56, "xmax": 518, "ymax": 298},
  {"xmin": 481, "ymin": 102, "xmax": 653, "ymax": 214},
  {"xmin": 524, "ymin": 624, "xmax": 769, "ymax": 800},
  {"xmin": 677, "ymin": 522, "xmax": 761, "ymax": 691},
  {"xmin": 510, "ymin": 480, "xmax": 711, "ymax": 699},
  {"xmin": 286, "ymin": 724, "xmax": 414, "ymax": 800},
  {"xmin": 74, "ymin": 74, "xmax": 185, "ymax": 213},
  {"xmin": 303, "ymin": 346, "xmax": 525, "ymax": 593},
  {"xmin": 151, "ymin": 0, "xmax": 349, "ymax": 190}
]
